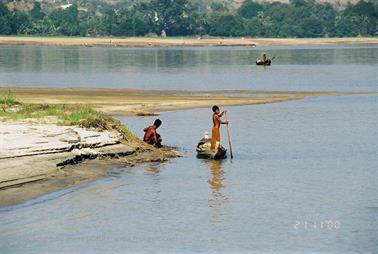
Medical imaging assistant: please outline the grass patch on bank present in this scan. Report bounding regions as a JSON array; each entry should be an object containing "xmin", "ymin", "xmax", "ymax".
[
  {"xmin": 0, "ymin": 93, "xmax": 137, "ymax": 142},
  {"xmin": 0, "ymin": 90, "xmax": 22, "ymax": 111}
]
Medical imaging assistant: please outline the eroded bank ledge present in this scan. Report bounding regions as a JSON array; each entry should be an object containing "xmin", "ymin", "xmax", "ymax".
[{"xmin": 0, "ymin": 117, "xmax": 179, "ymax": 208}]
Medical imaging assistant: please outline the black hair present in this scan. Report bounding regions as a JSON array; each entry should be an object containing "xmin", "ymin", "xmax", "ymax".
[
  {"xmin": 154, "ymin": 119, "xmax": 162, "ymax": 128},
  {"xmin": 212, "ymin": 105, "xmax": 219, "ymax": 112}
]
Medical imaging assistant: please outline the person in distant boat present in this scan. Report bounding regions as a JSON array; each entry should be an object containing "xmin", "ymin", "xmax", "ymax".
[
  {"xmin": 261, "ymin": 52, "xmax": 268, "ymax": 62},
  {"xmin": 256, "ymin": 52, "xmax": 272, "ymax": 65},
  {"xmin": 211, "ymin": 105, "xmax": 228, "ymax": 151},
  {"xmin": 143, "ymin": 119, "xmax": 163, "ymax": 148}
]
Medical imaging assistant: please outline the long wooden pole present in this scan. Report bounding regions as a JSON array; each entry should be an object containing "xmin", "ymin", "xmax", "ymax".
[{"xmin": 224, "ymin": 112, "xmax": 234, "ymax": 159}]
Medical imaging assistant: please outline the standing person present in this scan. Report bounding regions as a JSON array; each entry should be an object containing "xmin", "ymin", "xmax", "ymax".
[
  {"xmin": 143, "ymin": 119, "xmax": 163, "ymax": 148},
  {"xmin": 211, "ymin": 105, "xmax": 228, "ymax": 151},
  {"xmin": 262, "ymin": 52, "xmax": 268, "ymax": 62}
]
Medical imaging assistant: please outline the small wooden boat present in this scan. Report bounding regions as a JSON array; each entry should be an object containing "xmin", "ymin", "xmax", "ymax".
[
  {"xmin": 196, "ymin": 137, "xmax": 227, "ymax": 160},
  {"xmin": 256, "ymin": 58, "xmax": 271, "ymax": 66}
]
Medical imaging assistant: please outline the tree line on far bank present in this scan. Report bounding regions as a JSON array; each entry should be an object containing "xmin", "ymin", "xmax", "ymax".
[{"xmin": 0, "ymin": 0, "xmax": 377, "ymax": 38}]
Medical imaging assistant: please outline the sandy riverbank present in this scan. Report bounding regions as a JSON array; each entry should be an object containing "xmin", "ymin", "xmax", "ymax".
[
  {"xmin": 0, "ymin": 116, "xmax": 179, "ymax": 207},
  {"xmin": 1, "ymin": 87, "xmax": 374, "ymax": 117},
  {"xmin": 0, "ymin": 36, "xmax": 377, "ymax": 47}
]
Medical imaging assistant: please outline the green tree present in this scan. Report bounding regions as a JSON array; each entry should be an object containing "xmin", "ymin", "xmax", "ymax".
[
  {"xmin": 210, "ymin": 2, "xmax": 228, "ymax": 12},
  {"xmin": 112, "ymin": 8, "xmax": 148, "ymax": 36},
  {"xmin": 317, "ymin": 3, "xmax": 336, "ymax": 36},
  {"xmin": 0, "ymin": 0, "xmax": 376, "ymax": 38},
  {"xmin": 146, "ymin": 0, "xmax": 196, "ymax": 36},
  {"xmin": 11, "ymin": 10, "xmax": 30, "ymax": 34},
  {"xmin": 80, "ymin": 16, "xmax": 107, "ymax": 36},
  {"xmin": 238, "ymin": 0, "xmax": 263, "ymax": 19},
  {"xmin": 49, "ymin": 5, "xmax": 80, "ymax": 36},
  {"xmin": 30, "ymin": 2, "xmax": 44, "ymax": 21},
  {"xmin": 334, "ymin": 15, "xmax": 359, "ymax": 37},
  {"xmin": 244, "ymin": 17, "xmax": 263, "ymax": 36},
  {"xmin": 302, "ymin": 16, "xmax": 323, "ymax": 37},
  {"xmin": 25, "ymin": 17, "xmax": 57, "ymax": 35},
  {"xmin": 290, "ymin": 0, "xmax": 307, "ymax": 7},
  {"xmin": 341, "ymin": 0, "xmax": 377, "ymax": 36},
  {"xmin": 0, "ymin": 3, "xmax": 12, "ymax": 35},
  {"xmin": 103, "ymin": 7, "xmax": 117, "ymax": 35},
  {"xmin": 206, "ymin": 12, "xmax": 244, "ymax": 36}
]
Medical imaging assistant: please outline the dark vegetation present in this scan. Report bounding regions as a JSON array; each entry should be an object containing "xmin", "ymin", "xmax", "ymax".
[{"xmin": 0, "ymin": 0, "xmax": 377, "ymax": 37}]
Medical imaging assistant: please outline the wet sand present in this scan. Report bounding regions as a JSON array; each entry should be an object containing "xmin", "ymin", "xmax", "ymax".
[
  {"xmin": 0, "ymin": 146, "xmax": 178, "ymax": 208},
  {"xmin": 0, "ymin": 87, "xmax": 373, "ymax": 116},
  {"xmin": 0, "ymin": 36, "xmax": 377, "ymax": 47}
]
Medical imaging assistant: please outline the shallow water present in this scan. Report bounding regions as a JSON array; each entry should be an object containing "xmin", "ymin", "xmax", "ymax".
[
  {"xmin": 0, "ymin": 45, "xmax": 377, "ymax": 91},
  {"xmin": 0, "ymin": 95, "xmax": 377, "ymax": 253}
]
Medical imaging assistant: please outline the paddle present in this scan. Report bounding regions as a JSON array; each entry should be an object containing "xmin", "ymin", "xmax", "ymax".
[{"xmin": 224, "ymin": 111, "xmax": 234, "ymax": 159}]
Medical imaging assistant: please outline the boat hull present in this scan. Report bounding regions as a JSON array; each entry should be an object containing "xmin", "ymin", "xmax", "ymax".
[
  {"xmin": 196, "ymin": 139, "xmax": 227, "ymax": 160},
  {"xmin": 256, "ymin": 59, "xmax": 271, "ymax": 66}
]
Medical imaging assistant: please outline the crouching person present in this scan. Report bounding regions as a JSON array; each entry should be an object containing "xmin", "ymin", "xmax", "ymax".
[{"xmin": 143, "ymin": 119, "xmax": 163, "ymax": 148}]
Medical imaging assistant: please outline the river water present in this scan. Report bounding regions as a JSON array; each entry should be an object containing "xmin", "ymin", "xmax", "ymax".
[
  {"xmin": 0, "ymin": 45, "xmax": 377, "ymax": 253},
  {"xmin": 0, "ymin": 45, "xmax": 377, "ymax": 91}
]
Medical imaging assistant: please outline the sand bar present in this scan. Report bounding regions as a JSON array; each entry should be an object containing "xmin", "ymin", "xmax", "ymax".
[
  {"xmin": 0, "ymin": 36, "xmax": 377, "ymax": 47},
  {"xmin": 1, "ymin": 87, "xmax": 375, "ymax": 116}
]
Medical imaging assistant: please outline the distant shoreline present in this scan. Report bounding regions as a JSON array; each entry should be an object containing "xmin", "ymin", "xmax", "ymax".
[{"xmin": 0, "ymin": 36, "xmax": 377, "ymax": 47}]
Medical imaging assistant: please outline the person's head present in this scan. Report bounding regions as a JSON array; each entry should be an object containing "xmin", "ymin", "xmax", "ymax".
[
  {"xmin": 212, "ymin": 105, "xmax": 220, "ymax": 114},
  {"xmin": 154, "ymin": 119, "xmax": 162, "ymax": 128}
]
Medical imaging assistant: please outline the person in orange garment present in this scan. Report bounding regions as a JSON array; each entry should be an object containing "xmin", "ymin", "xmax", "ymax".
[
  {"xmin": 211, "ymin": 105, "xmax": 228, "ymax": 151},
  {"xmin": 143, "ymin": 119, "xmax": 163, "ymax": 148}
]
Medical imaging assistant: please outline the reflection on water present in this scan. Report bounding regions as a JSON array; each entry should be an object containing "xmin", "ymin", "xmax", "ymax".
[
  {"xmin": 143, "ymin": 163, "xmax": 162, "ymax": 205},
  {"xmin": 207, "ymin": 160, "xmax": 229, "ymax": 237},
  {"xmin": 143, "ymin": 162, "xmax": 161, "ymax": 176},
  {"xmin": 208, "ymin": 160, "xmax": 226, "ymax": 205}
]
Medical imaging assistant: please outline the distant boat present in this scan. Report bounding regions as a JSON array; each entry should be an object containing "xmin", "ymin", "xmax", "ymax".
[{"xmin": 256, "ymin": 58, "xmax": 272, "ymax": 66}]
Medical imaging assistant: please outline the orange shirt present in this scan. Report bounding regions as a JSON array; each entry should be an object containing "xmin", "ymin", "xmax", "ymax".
[
  {"xmin": 211, "ymin": 113, "xmax": 221, "ymax": 149},
  {"xmin": 213, "ymin": 113, "xmax": 221, "ymax": 128}
]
